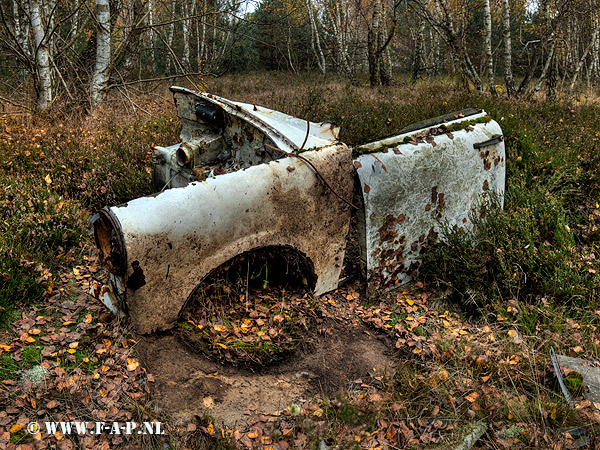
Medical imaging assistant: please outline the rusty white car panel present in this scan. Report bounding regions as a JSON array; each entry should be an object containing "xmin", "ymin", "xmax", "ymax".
[
  {"xmin": 96, "ymin": 146, "xmax": 352, "ymax": 334},
  {"xmin": 153, "ymin": 87, "xmax": 341, "ymax": 190},
  {"xmin": 93, "ymin": 88, "xmax": 506, "ymax": 334},
  {"xmin": 354, "ymin": 112, "xmax": 505, "ymax": 292}
]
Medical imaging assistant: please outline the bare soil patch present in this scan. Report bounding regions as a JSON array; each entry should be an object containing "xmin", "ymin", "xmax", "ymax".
[{"xmin": 136, "ymin": 313, "xmax": 395, "ymax": 426}]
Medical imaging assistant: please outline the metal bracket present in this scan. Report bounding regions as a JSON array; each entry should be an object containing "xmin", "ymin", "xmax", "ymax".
[{"xmin": 473, "ymin": 134, "xmax": 503, "ymax": 149}]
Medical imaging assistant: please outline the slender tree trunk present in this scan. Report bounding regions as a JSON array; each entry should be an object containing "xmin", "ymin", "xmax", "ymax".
[
  {"xmin": 148, "ymin": 0, "xmax": 155, "ymax": 70},
  {"xmin": 531, "ymin": 41, "xmax": 556, "ymax": 96},
  {"xmin": 30, "ymin": 0, "xmax": 52, "ymax": 111},
  {"xmin": 412, "ymin": 19, "xmax": 425, "ymax": 81},
  {"xmin": 182, "ymin": 0, "xmax": 190, "ymax": 69},
  {"xmin": 484, "ymin": 0, "xmax": 496, "ymax": 95},
  {"xmin": 368, "ymin": 0, "xmax": 383, "ymax": 87},
  {"xmin": 90, "ymin": 0, "xmax": 110, "ymax": 105},
  {"xmin": 433, "ymin": 0, "xmax": 442, "ymax": 74},
  {"xmin": 570, "ymin": 12, "xmax": 598, "ymax": 89},
  {"xmin": 326, "ymin": 0, "xmax": 353, "ymax": 78},
  {"xmin": 305, "ymin": 0, "xmax": 326, "ymax": 74},
  {"xmin": 501, "ymin": 0, "xmax": 516, "ymax": 96},
  {"xmin": 200, "ymin": 0, "xmax": 206, "ymax": 62},
  {"xmin": 379, "ymin": 2, "xmax": 393, "ymax": 85},
  {"xmin": 166, "ymin": 0, "xmax": 176, "ymax": 74}
]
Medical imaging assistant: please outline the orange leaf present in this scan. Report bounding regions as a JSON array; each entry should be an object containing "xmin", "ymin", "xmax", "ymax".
[
  {"xmin": 465, "ymin": 392, "xmax": 479, "ymax": 403},
  {"xmin": 127, "ymin": 359, "xmax": 139, "ymax": 371}
]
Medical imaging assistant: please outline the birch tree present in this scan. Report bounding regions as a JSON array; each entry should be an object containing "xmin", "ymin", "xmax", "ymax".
[
  {"xmin": 500, "ymin": 0, "xmax": 516, "ymax": 96},
  {"xmin": 483, "ymin": 0, "xmax": 496, "ymax": 94},
  {"xmin": 29, "ymin": 0, "xmax": 52, "ymax": 111},
  {"xmin": 305, "ymin": 0, "xmax": 325, "ymax": 74},
  {"xmin": 90, "ymin": 0, "xmax": 111, "ymax": 105}
]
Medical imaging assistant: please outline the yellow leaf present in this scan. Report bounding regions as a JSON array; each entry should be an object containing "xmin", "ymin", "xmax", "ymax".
[
  {"xmin": 44, "ymin": 174, "xmax": 52, "ymax": 185},
  {"xmin": 73, "ymin": 267, "xmax": 80, "ymax": 276},
  {"xmin": 465, "ymin": 392, "xmax": 479, "ymax": 403},
  {"xmin": 26, "ymin": 337, "xmax": 35, "ymax": 343},
  {"xmin": 127, "ymin": 359, "xmax": 139, "ymax": 371},
  {"xmin": 248, "ymin": 432, "xmax": 258, "ymax": 439},
  {"xmin": 406, "ymin": 299, "xmax": 414, "ymax": 306},
  {"xmin": 63, "ymin": 321, "xmax": 74, "ymax": 326},
  {"xmin": 214, "ymin": 325, "xmax": 226, "ymax": 332},
  {"xmin": 216, "ymin": 343, "xmax": 227, "ymax": 349},
  {"xmin": 508, "ymin": 330, "xmax": 517, "ymax": 337},
  {"xmin": 9, "ymin": 424, "xmax": 23, "ymax": 433},
  {"xmin": 67, "ymin": 349, "xmax": 76, "ymax": 354},
  {"xmin": 508, "ymin": 411, "xmax": 514, "ymax": 420},
  {"xmin": 207, "ymin": 423, "xmax": 214, "ymax": 435},
  {"xmin": 0, "ymin": 344, "xmax": 12, "ymax": 351},
  {"xmin": 84, "ymin": 314, "xmax": 92, "ymax": 324}
]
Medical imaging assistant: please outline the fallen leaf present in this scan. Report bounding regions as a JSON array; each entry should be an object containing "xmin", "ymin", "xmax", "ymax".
[
  {"xmin": 126, "ymin": 359, "xmax": 139, "ymax": 371},
  {"xmin": 465, "ymin": 392, "xmax": 479, "ymax": 403}
]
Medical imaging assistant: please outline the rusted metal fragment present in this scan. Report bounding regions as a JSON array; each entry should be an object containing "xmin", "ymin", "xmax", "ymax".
[
  {"xmin": 172, "ymin": 86, "xmax": 340, "ymax": 153},
  {"xmin": 156, "ymin": 88, "xmax": 342, "ymax": 190},
  {"xmin": 354, "ymin": 111, "xmax": 505, "ymax": 293},
  {"xmin": 103, "ymin": 145, "xmax": 353, "ymax": 334}
]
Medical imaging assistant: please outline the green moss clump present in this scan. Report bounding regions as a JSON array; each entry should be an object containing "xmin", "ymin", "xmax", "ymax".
[{"xmin": 351, "ymin": 116, "xmax": 493, "ymax": 158}]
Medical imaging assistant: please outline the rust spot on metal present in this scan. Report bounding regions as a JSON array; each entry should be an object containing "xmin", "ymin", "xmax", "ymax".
[
  {"xmin": 364, "ymin": 184, "xmax": 370, "ymax": 193},
  {"xmin": 93, "ymin": 210, "xmax": 126, "ymax": 275}
]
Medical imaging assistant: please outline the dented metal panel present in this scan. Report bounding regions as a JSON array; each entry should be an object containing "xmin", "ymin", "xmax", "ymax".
[
  {"xmin": 171, "ymin": 86, "xmax": 340, "ymax": 152},
  {"xmin": 103, "ymin": 145, "xmax": 353, "ymax": 334},
  {"xmin": 354, "ymin": 112, "xmax": 505, "ymax": 292}
]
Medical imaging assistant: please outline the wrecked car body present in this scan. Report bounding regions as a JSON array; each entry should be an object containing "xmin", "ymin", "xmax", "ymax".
[{"xmin": 92, "ymin": 87, "xmax": 505, "ymax": 334}]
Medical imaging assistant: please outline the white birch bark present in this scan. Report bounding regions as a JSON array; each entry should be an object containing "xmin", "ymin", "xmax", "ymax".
[
  {"xmin": 182, "ymin": 0, "xmax": 190, "ymax": 68},
  {"xmin": 501, "ymin": 0, "xmax": 516, "ymax": 96},
  {"xmin": 90, "ymin": 0, "xmax": 111, "ymax": 105},
  {"xmin": 166, "ymin": 0, "xmax": 176, "ymax": 73},
  {"xmin": 570, "ymin": 25, "xmax": 599, "ymax": 90},
  {"xmin": 200, "ymin": 0, "xmax": 206, "ymax": 62},
  {"xmin": 305, "ymin": 0, "xmax": 326, "ymax": 74},
  {"xmin": 148, "ymin": 0, "xmax": 155, "ymax": 69},
  {"xmin": 326, "ymin": 0, "xmax": 352, "ymax": 76},
  {"xmin": 29, "ymin": 0, "xmax": 52, "ymax": 111},
  {"xmin": 484, "ymin": 0, "xmax": 495, "ymax": 94},
  {"xmin": 531, "ymin": 40, "xmax": 556, "ymax": 96}
]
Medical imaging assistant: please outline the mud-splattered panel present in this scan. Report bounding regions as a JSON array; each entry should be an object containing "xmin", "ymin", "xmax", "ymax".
[
  {"xmin": 106, "ymin": 144, "xmax": 353, "ymax": 334},
  {"xmin": 354, "ymin": 113, "xmax": 505, "ymax": 293}
]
